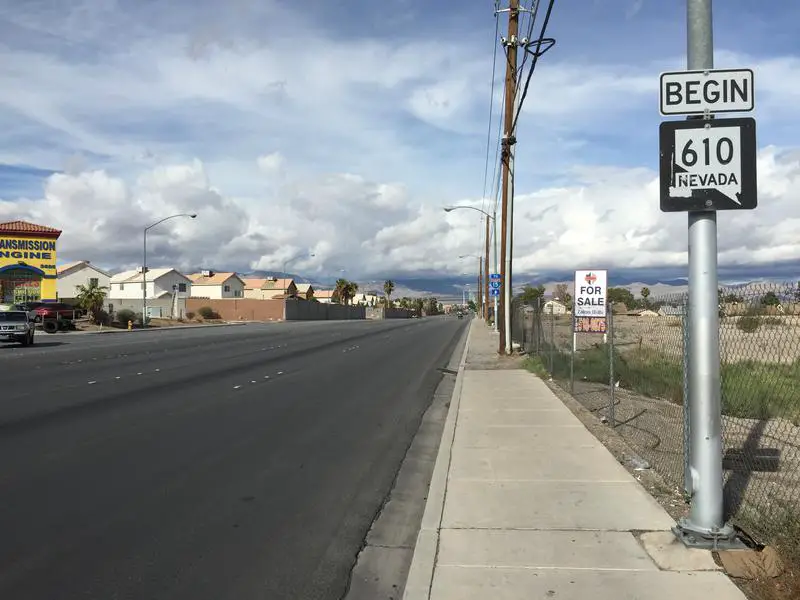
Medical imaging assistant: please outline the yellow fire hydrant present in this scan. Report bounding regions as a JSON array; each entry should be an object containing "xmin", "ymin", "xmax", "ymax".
[{"xmin": 127, "ymin": 320, "xmax": 133, "ymax": 331}]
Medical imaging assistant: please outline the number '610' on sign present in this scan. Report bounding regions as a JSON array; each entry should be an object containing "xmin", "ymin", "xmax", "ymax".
[{"xmin": 658, "ymin": 117, "xmax": 757, "ymax": 212}]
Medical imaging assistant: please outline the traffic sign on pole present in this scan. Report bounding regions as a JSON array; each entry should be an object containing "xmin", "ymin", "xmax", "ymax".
[
  {"xmin": 489, "ymin": 273, "xmax": 501, "ymax": 281},
  {"xmin": 659, "ymin": 68, "xmax": 754, "ymax": 116},
  {"xmin": 659, "ymin": 117, "xmax": 757, "ymax": 212},
  {"xmin": 489, "ymin": 288, "xmax": 500, "ymax": 297},
  {"xmin": 489, "ymin": 281, "xmax": 501, "ymax": 289}
]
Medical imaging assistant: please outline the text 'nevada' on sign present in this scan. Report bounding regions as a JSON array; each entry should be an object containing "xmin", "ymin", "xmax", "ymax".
[
  {"xmin": 573, "ymin": 269, "xmax": 607, "ymax": 318},
  {"xmin": 659, "ymin": 68, "xmax": 754, "ymax": 116}
]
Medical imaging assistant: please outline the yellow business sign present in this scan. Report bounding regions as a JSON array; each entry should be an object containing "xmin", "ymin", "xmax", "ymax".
[
  {"xmin": 0, "ymin": 236, "xmax": 57, "ymax": 275},
  {"xmin": 0, "ymin": 234, "xmax": 59, "ymax": 302}
]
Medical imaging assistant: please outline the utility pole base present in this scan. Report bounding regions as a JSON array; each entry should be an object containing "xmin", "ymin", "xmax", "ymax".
[{"xmin": 672, "ymin": 519, "xmax": 747, "ymax": 550}]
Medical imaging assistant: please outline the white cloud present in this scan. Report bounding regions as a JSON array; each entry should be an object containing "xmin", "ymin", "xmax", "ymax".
[
  {"xmin": 0, "ymin": 1, "xmax": 799, "ymax": 283},
  {"xmin": 256, "ymin": 152, "xmax": 285, "ymax": 175},
  {"xmin": 1, "ymin": 145, "xmax": 797, "ymax": 282}
]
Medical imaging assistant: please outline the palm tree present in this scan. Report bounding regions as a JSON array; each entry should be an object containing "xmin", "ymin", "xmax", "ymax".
[
  {"xmin": 344, "ymin": 281, "xmax": 359, "ymax": 305},
  {"xmin": 74, "ymin": 280, "xmax": 108, "ymax": 324},
  {"xmin": 334, "ymin": 278, "xmax": 348, "ymax": 304},
  {"xmin": 383, "ymin": 279, "xmax": 395, "ymax": 307},
  {"xmin": 334, "ymin": 278, "xmax": 360, "ymax": 305}
]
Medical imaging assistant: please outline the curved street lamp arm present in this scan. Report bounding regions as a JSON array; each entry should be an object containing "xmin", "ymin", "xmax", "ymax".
[
  {"xmin": 443, "ymin": 205, "xmax": 494, "ymax": 220},
  {"xmin": 145, "ymin": 213, "xmax": 197, "ymax": 232}
]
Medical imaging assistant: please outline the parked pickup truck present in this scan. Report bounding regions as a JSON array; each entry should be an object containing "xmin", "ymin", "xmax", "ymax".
[
  {"xmin": 0, "ymin": 309, "xmax": 35, "ymax": 346},
  {"xmin": 18, "ymin": 302, "xmax": 81, "ymax": 322}
]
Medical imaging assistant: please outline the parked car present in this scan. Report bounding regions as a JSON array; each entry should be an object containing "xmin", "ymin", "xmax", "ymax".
[
  {"xmin": 0, "ymin": 309, "xmax": 35, "ymax": 346},
  {"xmin": 20, "ymin": 302, "xmax": 80, "ymax": 322}
]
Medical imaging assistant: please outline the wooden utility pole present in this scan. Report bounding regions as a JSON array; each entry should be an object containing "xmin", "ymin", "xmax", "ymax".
[
  {"xmin": 484, "ymin": 215, "xmax": 490, "ymax": 321},
  {"xmin": 498, "ymin": 0, "xmax": 519, "ymax": 355},
  {"xmin": 477, "ymin": 257, "xmax": 483, "ymax": 315}
]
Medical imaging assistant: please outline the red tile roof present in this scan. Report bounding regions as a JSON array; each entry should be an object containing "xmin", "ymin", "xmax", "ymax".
[{"xmin": 0, "ymin": 220, "xmax": 62, "ymax": 237}]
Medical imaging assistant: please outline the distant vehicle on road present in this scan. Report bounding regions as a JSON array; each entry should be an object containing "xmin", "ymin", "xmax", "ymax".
[
  {"xmin": 457, "ymin": 311, "xmax": 464, "ymax": 319},
  {"xmin": 0, "ymin": 309, "xmax": 35, "ymax": 346}
]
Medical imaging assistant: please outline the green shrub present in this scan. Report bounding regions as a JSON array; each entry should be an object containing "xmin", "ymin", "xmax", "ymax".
[
  {"xmin": 186, "ymin": 311, "xmax": 195, "ymax": 320},
  {"xmin": 198, "ymin": 306, "xmax": 220, "ymax": 319},
  {"xmin": 116, "ymin": 308, "xmax": 135, "ymax": 325},
  {"xmin": 736, "ymin": 313, "xmax": 761, "ymax": 333},
  {"xmin": 93, "ymin": 309, "xmax": 110, "ymax": 326}
]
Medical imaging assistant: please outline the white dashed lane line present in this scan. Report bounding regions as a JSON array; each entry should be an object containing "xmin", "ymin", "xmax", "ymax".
[
  {"xmin": 81, "ymin": 367, "xmax": 291, "ymax": 391},
  {"xmin": 232, "ymin": 370, "xmax": 286, "ymax": 389}
]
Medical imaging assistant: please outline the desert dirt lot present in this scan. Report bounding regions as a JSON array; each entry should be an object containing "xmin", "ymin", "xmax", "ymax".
[{"xmin": 544, "ymin": 314, "xmax": 800, "ymax": 365}]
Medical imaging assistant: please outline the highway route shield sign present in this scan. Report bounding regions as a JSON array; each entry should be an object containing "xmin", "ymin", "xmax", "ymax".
[{"xmin": 659, "ymin": 117, "xmax": 757, "ymax": 212}]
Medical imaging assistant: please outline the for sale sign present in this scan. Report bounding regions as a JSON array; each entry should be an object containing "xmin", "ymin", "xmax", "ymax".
[{"xmin": 574, "ymin": 270, "xmax": 608, "ymax": 318}]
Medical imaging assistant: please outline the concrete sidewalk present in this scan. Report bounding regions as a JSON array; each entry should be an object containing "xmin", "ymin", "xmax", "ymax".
[{"xmin": 403, "ymin": 318, "xmax": 745, "ymax": 600}]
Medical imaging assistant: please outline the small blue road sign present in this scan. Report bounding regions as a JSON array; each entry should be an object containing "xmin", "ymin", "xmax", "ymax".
[{"xmin": 489, "ymin": 288, "xmax": 500, "ymax": 297}]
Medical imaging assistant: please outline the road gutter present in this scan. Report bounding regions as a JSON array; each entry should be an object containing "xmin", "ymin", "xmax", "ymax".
[
  {"xmin": 401, "ymin": 319, "xmax": 474, "ymax": 600},
  {"xmin": 343, "ymin": 319, "xmax": 473, "ymax": 600}
]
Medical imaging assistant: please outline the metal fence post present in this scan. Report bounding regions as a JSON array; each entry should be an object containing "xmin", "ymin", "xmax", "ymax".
[
  {"xmin": 682, "ymin": 306, "xmax": 692, "ymax": 496},
  {"xmin": 608, "ymin": 306, "xmax": 616, "ymax": 427},
  {"xmin": 549, "ymin": 308, "xmax": 555, "ymax": 375},
  {"xmin": 570, "ymin": 313, "xmax": 575, "ymax": 394}
]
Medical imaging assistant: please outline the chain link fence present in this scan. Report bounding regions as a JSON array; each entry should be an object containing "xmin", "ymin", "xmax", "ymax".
[{"xmin": 511, "ymin": 282, "xmax": 800, "ymax": 552}]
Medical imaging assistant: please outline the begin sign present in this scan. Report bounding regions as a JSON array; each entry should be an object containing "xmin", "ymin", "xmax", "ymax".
[
  {"xmin": 659, "ymin": 68, "xmax": 754, "ymax": 116},
  {"xmin": 574, "ymin": 270, "xmax": 607, "ymax": 318}
]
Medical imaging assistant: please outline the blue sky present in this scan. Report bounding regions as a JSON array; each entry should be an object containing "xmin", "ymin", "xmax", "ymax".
[{"xmin": 0, "ymin": 0, "xmax": 798, "ymax": 291}]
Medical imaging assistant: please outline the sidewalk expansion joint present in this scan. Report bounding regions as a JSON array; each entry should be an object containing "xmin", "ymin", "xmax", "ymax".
[
  {"xmin": 436, "ymin": 564, "xmax": 659, "ymax": 572},
  {"xmin": 446, "ymin": 478, "xmax": 639, "ymax": 483},
  {"xmin": 442, "ymin": 526, "xmax": 652, "ymax": 533}
]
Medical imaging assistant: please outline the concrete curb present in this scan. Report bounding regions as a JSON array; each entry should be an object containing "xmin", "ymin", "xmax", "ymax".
[
  {"xmin": 73, "ymin": 322, "xmax": 251, "ymax": 335},
  {"xmin": 402, "ymin": 318, "xmax": 475, "ymax": 600}
]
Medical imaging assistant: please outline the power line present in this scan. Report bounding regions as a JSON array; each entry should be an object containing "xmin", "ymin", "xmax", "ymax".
[
  {"xmin": 515, "ymin": 0, "xmax": 540, "ymax": 82},
  {"xmin": 480, "ymin": 12, "xmax": 502, "ymax": 218},
  {"xmin": 512, "ymin": 0, "xmax": 556, "ymax": 133}
]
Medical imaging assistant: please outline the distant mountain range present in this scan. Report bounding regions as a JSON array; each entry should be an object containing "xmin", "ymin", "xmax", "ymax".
[{"xmin": 241, "ymin": 268, "xmax": 798, "ymax": 302}]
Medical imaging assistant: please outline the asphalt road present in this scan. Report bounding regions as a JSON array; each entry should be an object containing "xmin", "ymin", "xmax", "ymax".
[{"xmin": 0, "ymin": 316, "xmax": 467, "ymax": 600}]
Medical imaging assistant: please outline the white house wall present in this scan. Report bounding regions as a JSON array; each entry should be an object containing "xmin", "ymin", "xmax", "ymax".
[
  {"xmin": 108, "ymin": 297, "xmax": 187, "ymax": 320},
  {"xmin": 191, "ymin": 279, "xmax": 244, "ymax": 299},
  {"xmin": 153, "ymin": 272, "xmax": 192, "ymax": 298},
  {"xmin": 58, "ymin": 266, "xmax": 111, "ymax": 300},
  {"xmin": 109, "ymin": 272, "xmax": 192, "ymax": 300}
]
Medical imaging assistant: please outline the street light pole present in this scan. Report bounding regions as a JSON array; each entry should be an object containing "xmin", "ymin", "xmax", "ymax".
[
  {"xmin": 484, "ymin": 215, "xmax": 490, "ymax": 321},
  {"xmin": 142, "ymin": 213, "xmax": 197, "ymax": 326},
  {"xmin": 446, "ymin": 206, "xmax": 496, "ymax": 326},
  {"xmin": 459, "ymin": 254, "xmax": 482, "ymax": 314},
  {"xmin": 283, "ymin": 253, "xmax": 316, "ymax": 277},
  {"xmin": 282, "ymin": 253, "xmax": 316, "ymax": 295}
]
